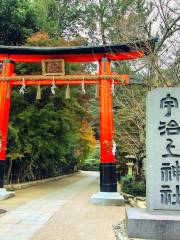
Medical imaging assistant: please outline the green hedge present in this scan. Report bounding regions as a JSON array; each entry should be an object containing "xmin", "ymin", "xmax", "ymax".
[
  {"xmin": 121, "ymin": 175, "xmax": 146, "ymax": 197},
  {"xmin": 81, "ymin": 159, "xmax": 99, "ymax": 171}
]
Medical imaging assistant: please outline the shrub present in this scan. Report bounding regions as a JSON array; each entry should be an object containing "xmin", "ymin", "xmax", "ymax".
[
  {"xmin": 81, "ymin": 159, "xmax": 99, "ymax": 171},
  {"xmin": 121, "ymin": 175, "xmax": 146, "ymax": 197}
]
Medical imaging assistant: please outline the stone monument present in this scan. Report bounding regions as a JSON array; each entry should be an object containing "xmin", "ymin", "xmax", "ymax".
[{"xmin": 126, "ymin": 88, "xmax": 180, "ymax": 240}]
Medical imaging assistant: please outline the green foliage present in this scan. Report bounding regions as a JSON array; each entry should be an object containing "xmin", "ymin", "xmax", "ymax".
[
  {"xmin": 32, "ymin": 0, "xmax": 85, "ymax": 38},
  {"xmin": 121, "ymin": 175, "xmax": 146, "ymax": 197},
  {"xmin": 7, "ymin": 86, "xmax": 94, "ymax": 182},
  {"xmin": 31, "ymin": 0, "xmax": 151, "ymax": 44},
  {"xmin": 0, "ymin": 0, "xmax": 39, "ymax": 45},
  {"xmin": 82, "ymin": 159, "xmax": 99, "ymax": 171},
  {"xmin": 81, "ymin": 144, "xmax": 100, "ymax": 171}
]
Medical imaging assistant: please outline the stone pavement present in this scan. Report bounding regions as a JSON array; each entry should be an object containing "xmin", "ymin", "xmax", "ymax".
[{"xmin": 0, "ymin": 171, "xmax": 125, "ymax": 240}]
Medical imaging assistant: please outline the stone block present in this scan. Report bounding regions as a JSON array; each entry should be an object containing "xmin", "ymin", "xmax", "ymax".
[
  {"xmin": 91, "ymin": 191, "xmax": 124, "ymax": 206},
  {"xmin": 146, "ymin": 88, "xmax": 180, "ymax": 212},
  {"xmin": 126, "ymin": 208, "xmax": 180, "ymax": 240}
]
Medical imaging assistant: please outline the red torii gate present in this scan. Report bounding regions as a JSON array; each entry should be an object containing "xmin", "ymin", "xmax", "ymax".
[{"xmin": 0, "ymin": 39, "xmax": 156, "ymax": 196}]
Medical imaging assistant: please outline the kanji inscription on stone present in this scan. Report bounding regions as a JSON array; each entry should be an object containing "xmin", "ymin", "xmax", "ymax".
[{"xmin": 146, "ymin": 88, "xmax": 180, "ymax": 212}]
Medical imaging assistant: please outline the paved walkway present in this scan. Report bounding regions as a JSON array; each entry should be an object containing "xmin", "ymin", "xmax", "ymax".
[{"xmin": 0, "ymin": 171, "xmax": 125, "ymax": 240}]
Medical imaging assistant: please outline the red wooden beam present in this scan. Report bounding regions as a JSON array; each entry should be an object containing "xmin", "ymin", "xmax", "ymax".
[
  {"xmin": 0, "ymin": 51, "xmax": 144, "ymax": 63},
  {"xmin": 0, "ymin": 38, "xmax": 157, "ymax": 63}
]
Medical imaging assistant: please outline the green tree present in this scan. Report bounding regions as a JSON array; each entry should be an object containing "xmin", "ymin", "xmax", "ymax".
[
  {"xmin": 0, "ymin": 0, "xmax": 39, "ymax": 45},
  {"xmin": 7, "ymin": 86, "xmax": 95, "ymax": 182},
  {"xmin": 32, "ymin": 0, "xmax": 85, "ymax": 39}
]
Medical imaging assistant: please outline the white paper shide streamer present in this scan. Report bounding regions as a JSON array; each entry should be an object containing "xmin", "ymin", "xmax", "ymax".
[
  {"xmin": 19, "ymin": 78, "xmax": 26, "ymax": 94},
  {"xmin": 51, "ymin": 76, "xmax": 57, "ymax": 95},
  {"xmin": 81, "ymin": 76, "xmax": 86, "ymax": 94}
]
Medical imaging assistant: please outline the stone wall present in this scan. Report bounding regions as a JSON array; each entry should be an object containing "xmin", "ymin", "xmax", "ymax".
[{"xmin": 4, "ymin": 172, "xmax": 79, "ymax": 191}]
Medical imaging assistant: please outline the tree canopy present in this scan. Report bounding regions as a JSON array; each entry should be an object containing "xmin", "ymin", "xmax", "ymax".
[{"xmin": 0, "ymin": 0, "xmax": 39, "ymax": 45}]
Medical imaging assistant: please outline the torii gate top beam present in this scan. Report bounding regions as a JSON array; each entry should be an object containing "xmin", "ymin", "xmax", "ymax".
[{"xmin": 0, "ymin": 38, "xmax": 157, "ymax": 63}]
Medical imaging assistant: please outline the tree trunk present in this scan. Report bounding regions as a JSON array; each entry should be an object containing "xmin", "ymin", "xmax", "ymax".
[{"xmin": 6, "ymin": 158, "xmax": 12, "ymax": 184}]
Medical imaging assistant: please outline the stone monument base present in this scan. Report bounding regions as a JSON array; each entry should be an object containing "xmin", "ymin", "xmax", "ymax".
[
  {"xmin": 0, "ymin": 188, "xmax": 15, "ymax": 200},
  {"xmin": 91, "ymin": 192, "xmax": 124, "ymax": 206},
  {"xmin": 126, "ymin": 208, "xmax": 180, "ymax": 240}
]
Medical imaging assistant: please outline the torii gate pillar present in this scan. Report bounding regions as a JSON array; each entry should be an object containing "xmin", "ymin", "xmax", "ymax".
[
  {"xmin": 0, "ymin": 60, "xmax": 15, "ymax": 199},
  {"xmin": 91, "ymin": 58, "xmax": 124, "ymax": 205},
  {"xmin": 0, "ymin": 60, "xmax": 14, "ymax": 187},
  {"xmin": 99, "ymin": 58, "xmax": 116, "ymax": 192}
]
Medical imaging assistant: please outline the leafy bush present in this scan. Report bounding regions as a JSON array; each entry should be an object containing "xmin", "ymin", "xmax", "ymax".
[
  {"xmin": 81, "ymin": 159, "xmax": 99, "ymax": 171},
  {"xmin": 81, "ymin": 143, "xmax": 99, "ymax": 171},
  {"xmin": 121, "ymin": 175, "xmax": 146, "ymax": 197}
]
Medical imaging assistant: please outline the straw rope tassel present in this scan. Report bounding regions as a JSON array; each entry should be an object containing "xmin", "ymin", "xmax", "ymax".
[
  {"xmin": 36, "ymin": 85, "xmax": 41, "ymax": 100},
  {"xmin": 65, "ymin": 84, "xmax": 70, "ymax": 99},
  {"xmin": 95, "ymin": 83, "xmax": 99, "ymax": 98}
]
